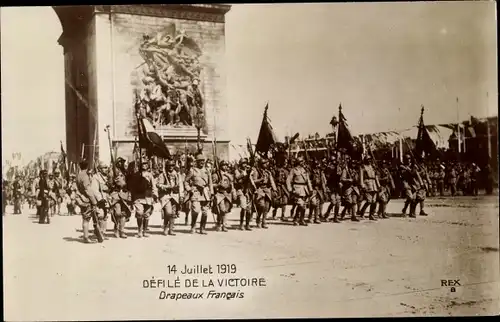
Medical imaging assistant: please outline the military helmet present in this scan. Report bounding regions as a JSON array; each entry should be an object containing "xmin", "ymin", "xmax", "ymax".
[
  {"xmin": 116, "ymin": 157, "xmax": 126, "ymax": 165},
  {"xmin": 239, "ymin": 158, "xmax": 248, "ymax": 166},
  {"xmin": 97, "ymin": 161, "xmax": 108, "ymax": 169},
  {"xmin": 54, "ymin": 168, "xmax": 61, "ymax": 173},
  {"xmin": 166, "ymin": 159, "xmax": 176, "ymax": 166},
  {"xmin": 69, "ymin": 173, "xmax": 76, "ymax": 178},
  {"xmin": 195, "ymin": 154, "xmax": 205, "ymax": 161},
  {"xmin": 259, "ymin": 158, "xmax": 269, "ymax": 165},
  {"xmin": 220, "ymin": 160, "xmax": 228, "ymax": 167}
]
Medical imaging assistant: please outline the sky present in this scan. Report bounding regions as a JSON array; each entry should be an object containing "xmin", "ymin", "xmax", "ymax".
[{"xmin": 1, "ymin": 2, "xmax": 497, "ymax": 164}]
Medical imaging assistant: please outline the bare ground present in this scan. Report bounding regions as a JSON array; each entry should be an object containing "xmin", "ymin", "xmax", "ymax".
[{"xmin": 3, "ymin": 195, "xmax": 499, "ymax": 320}]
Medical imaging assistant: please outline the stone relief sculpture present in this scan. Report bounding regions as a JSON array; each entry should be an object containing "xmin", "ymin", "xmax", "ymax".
[{"xmin": 135, "ymin": 23, "xmax": 205, "ymax": 130}]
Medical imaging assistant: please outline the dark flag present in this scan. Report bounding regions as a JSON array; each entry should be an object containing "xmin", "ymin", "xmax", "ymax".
[
  {"xmin": 60, "ymin": 141, "xmax": 69, "ymax": 180},
  {"xmin": 415, "ymin": 105, "xmax": 436, "ymax": 158},
  {"xmin": 336, "ymin": 104, "xmax": 355, "ymax": 155},
  {"xmin": 255, "ymin": 103, "xmax": 278, "ymax": 156},
  {"xmin": 137, "ymin": 115, "xmax": 171, "ymax": 159}
]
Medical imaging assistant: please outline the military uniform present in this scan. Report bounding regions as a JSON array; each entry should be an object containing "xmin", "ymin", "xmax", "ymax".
[
  {"xmin": 377, "ymin": 164, "xmax": 393, "ymax": 219},
  {"xmin": 437, "ymin": 166, "xmax": 446, "ymax": 196},
  {"xmin": 358, "ymin": 157, "xmax": 379, "ymax": 221},
  {"xmin": 339, "ymin": 162, "xmax": 359, "ymax": 221},
  {"xmin": 46, "ymin": 174, "xmax": 58, "ymax": 217},
  {"xmin": 184, "ymin": 154, "xmax": 213, "ymax": 234},
  {"xmin": 36, "ymin": 171, "xmax": 51, "ymax": 224},
  {"xmin": 212, "ymin": 161, "xmax": 234, "ymax": 232},
  {"xmin": 158, "ymin": 160, "xmax": 184, "ymax": 235},
  {"xmin": 252, "ymin": 159, "xmax": 276, "ymax": 229},
  {"xmin": 271, "ymin": 163, "xmax": 290, "ymax": 221},
  {"xmin": 53, "ymin": 170, "xmax": 66, "ymax": 215},
  {"xmin": 12, "ymin": 177, "xmax": 23, "ymax": 214},
  {"xmin": 75, "ymin": 163, "xmax": 105, "ymax": 243},
  {"xmin": 108, "ymin": 160, "xmax": 133, "ymax": 238},
  {"xmin": 130, "ymin": 161, "xmax": 157, "ymax": 238},
  {"xmin": 234, "ymin": 158, "xmax": 254, "ymax": 230},
  {"xmin": 447, "ymin": 167, "xmax": 458, "ymax": 196},
  {"xmin": 286, "ymin": 157, "xmax": 312, "ymax": 226},
  {"xmin": 308, "ymin": 163, "xmax": 327, "ymax": 224},
  {"xmin": 66, "ymin": 174, "xmax": 78, "ymax": 215},
  {"xmin": 322, "ymin": 158, "xmax": 342, "ymax": 222}
]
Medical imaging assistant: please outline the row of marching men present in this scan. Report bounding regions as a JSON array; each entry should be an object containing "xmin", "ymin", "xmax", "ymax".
[{"xmin": 66, "ymin": 149, "xmax": 433, "ymax": 244}]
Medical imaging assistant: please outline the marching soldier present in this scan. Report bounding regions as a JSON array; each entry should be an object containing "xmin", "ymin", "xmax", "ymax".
[
  {"xmin": 66, "ymin": 174, "xmax": 78, "ymax": 215},
  {"xmin": 286, "ymin": 155, "xmax": 312, "ymax": 226},
  {"xmin": 308, "ymin": 160, "xmax": 327, "ymax": 224},
  {"xmin": 376, "ymin": 161, "xmax": 394, "ymax": 219},
  {"xmin": 12, "ymin": 175, "xmax": 23, "ymax": 214},
  {"xmin": 447, "ymin": 164, "xmax": 458, "ymax": 196},
  {"xmin": 184, "ymin": 153, "xmax": 213, "ymax": 235},
  {"xmin": 400, "ymin": 155, "xmax": 418, "ymax": 218},
  {"xmin": 2, "ymin": 179, "xmax": 7, "ymax": 216},
  {"xmin": 35, "ymin": 170, "xmax": 51, "ymax": 224},
  {"xmin": 358, "ymin": 156, "xmax": 380, "ymax": 221},
  {"xmin": 46, "ymin": 173, "xmax": 58, "ymax": 217},
  {"xmin": 53, "ymin": 169, "xmax": 66, "ymax": 216},
  {"xmin": 109, "ymin": 158, "xmax": 133, "ymax": 238},
  {"xmin": 93, "ymin": 162, "xmax": 112, "ymax": 239},
  {"xmin": 75, "ymin": 160, "xmax": 106, "ymax": 243},
  {"xmin": 339, "ymin": 158, "xmax": 359, "ymax": 222},
  {"xmin": 157, "ymin": 159, "xmax": 183, "ymax": 236},
  {"xmin": 252, "ymin": 158, "xmax": 277, "ymax": 229},
  {"xmin": 212, "ymin": 160, "xmax": 234, "ymax": 232},
  {"xmin": 415, "ymin": 163, "xmax": 429, "ymax": 216},
  {"xmin": 130, "ymin": 160, "xmax": 158, "ymax": 238},
  {"xmin": 271, "ymin": 158, "xmax": 290, "ymax": 221},
  {"xmin": 437, "ymin": 164, "xmax": 446, "ymax": 196},
  {"xmin": 234, "ymin": 158, "xmax": 254, "ymax": 230},
  {"xmin": 322, "ymin": 155, "xmax": 342, "ymax": 222}
]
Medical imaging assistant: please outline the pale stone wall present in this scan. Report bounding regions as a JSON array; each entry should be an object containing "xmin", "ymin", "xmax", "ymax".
[{"xmin": 109, "ymin": 12, "xmax": 229, "ymax": 142}]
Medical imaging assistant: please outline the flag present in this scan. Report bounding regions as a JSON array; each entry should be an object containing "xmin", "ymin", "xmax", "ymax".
[
  {"xmin": 415, "ymin": 106, "xmax": 437, "ymax": 158},
  {"xmin": 137, "ymin": 116, "xmax": 171, "ymax": 159},
  {"xmin": 255, "ymin": 103, "xmax": 278, "ymax": 156},
  {"xmin": 336, "ymin": 104, "xmax": 355, "ymax": 155}
]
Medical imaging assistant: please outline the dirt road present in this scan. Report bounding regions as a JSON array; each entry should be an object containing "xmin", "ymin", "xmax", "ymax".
[{"xmin": 3, "ymin": 196, "xmax": 499, "ymax": 320}]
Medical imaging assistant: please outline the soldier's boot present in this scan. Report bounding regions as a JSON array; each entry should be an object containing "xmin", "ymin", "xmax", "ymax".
[
  {"xmin": 332, "ymin": 204, "xmax": 341, "ymax": 222},
  {"xmin": 419, "ymin": 200, "xmax": 428, "ymax": 216},
  {"xmin": 199, "ymin": 214, "xmax": 208, "ymax": 235},
  {"xmin": 368, "ymin": 203, "xmax": 377, "ymax": 221},
  {"xmin": 215, "ymin": 213, "xmax": 222, "ymax": 231},
  {"xmin": 142, "ymin": 219, "xmax": 150, "ymax": 237},
  {"xmin": 323, "ymin": 203, "xmax": 333, "ymax": 221},
  {"xmin": 358, "ymin": 202, "xmax": 369, "ymax": 218},
  {"xmin": 409, "ymin": 202, "xmax": 417, "ymax": 218},
  {"xmin": 261, "ymin": 211, "xmax": 269, "ymax": 229},
  {"xmin": 402, "ymin": 200, "xmax": 410, "ymax": 215},
  {"xmin": 378, "ymin": 203, "xmax": 388, "ymax": 219},
  {"xmin": 82, "ymin": 220, "xmax": 91, "ymax": 243},
  {"xmin": 101, "ymin": 220, "xmax": 109, "ymax": 239},
  {"xmin": 221, "ymin": 213, "xmax": 228, "ymax": 232},
  {"xmin": 314, "ymin": 205, "xmax": 321, "ymax": 224},
  {"xmin": 46, "ymin": 210, "xmax": 51, "ymax": 224},
  {"xmin": 136, "ymin": 218, "xmax": 143, "ymax": 238},
  {"xmin": 299, "ymin": 208, "xmax": 308, "ymax": 226},
  {"xmin": 190, "ymin": 212, "xmax": 198, "ymax": 234},
  {"xmin": 119, "ymin": 217, "xmax": 127, "ymax": 239},
  {"xmin": 185, "ymin": 212, "xmax": 189, "ymax": 226},
  {"xmin": 292, "ymin": 206, "xmax": 300, "ymax": 226},
  {"xmin": 163, "ymin": 218, "xmax": 169, "ymax": 235},
  {"xmin": 272, "ymin": 208, "xmax": 278, "ymax": 220},
  {"xmin": 280, "ymin": 206, "xmax": 287, "ymax": 221},
  {"xmin": 239, "ymin": 210, "xmax": 245, "ymax": 230},
  {"xmin": 245, "ymin": 211, "xmax": 253, "ymax": 231},
  {"xmin": 168, "ymin": 216, "xmax": 176, "ymax": 236},
  {"xmin": 350, "ymin": 208, "xmax": 360, "ymax": 221},
  {"xmin": 255, "ymin": 213, "xmax": 261, "ymax": 229},
  {"xmin": 113, "ymin": 219, "xmax": 120, "ymax": 238}
]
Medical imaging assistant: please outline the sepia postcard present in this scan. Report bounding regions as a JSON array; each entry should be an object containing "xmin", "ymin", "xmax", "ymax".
[{"xmin": 1, "ymin": 2, "xmax": 499, "ymax": 320}]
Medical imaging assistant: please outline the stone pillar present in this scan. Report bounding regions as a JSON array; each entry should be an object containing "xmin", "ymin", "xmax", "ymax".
[{"xmin": 94, "ymin": 10, "xmax": 114, "ymax": 166}]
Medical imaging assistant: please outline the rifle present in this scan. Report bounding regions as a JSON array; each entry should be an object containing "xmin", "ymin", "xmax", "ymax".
[{"xmin": 243, "ymin": 138, "xmax": 257, "ymax": 195}]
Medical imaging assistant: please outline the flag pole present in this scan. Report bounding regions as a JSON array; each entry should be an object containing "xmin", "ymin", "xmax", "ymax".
[{"xmin": 456, "ymin": 97, "xmax": 461, "ymax": 156}]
